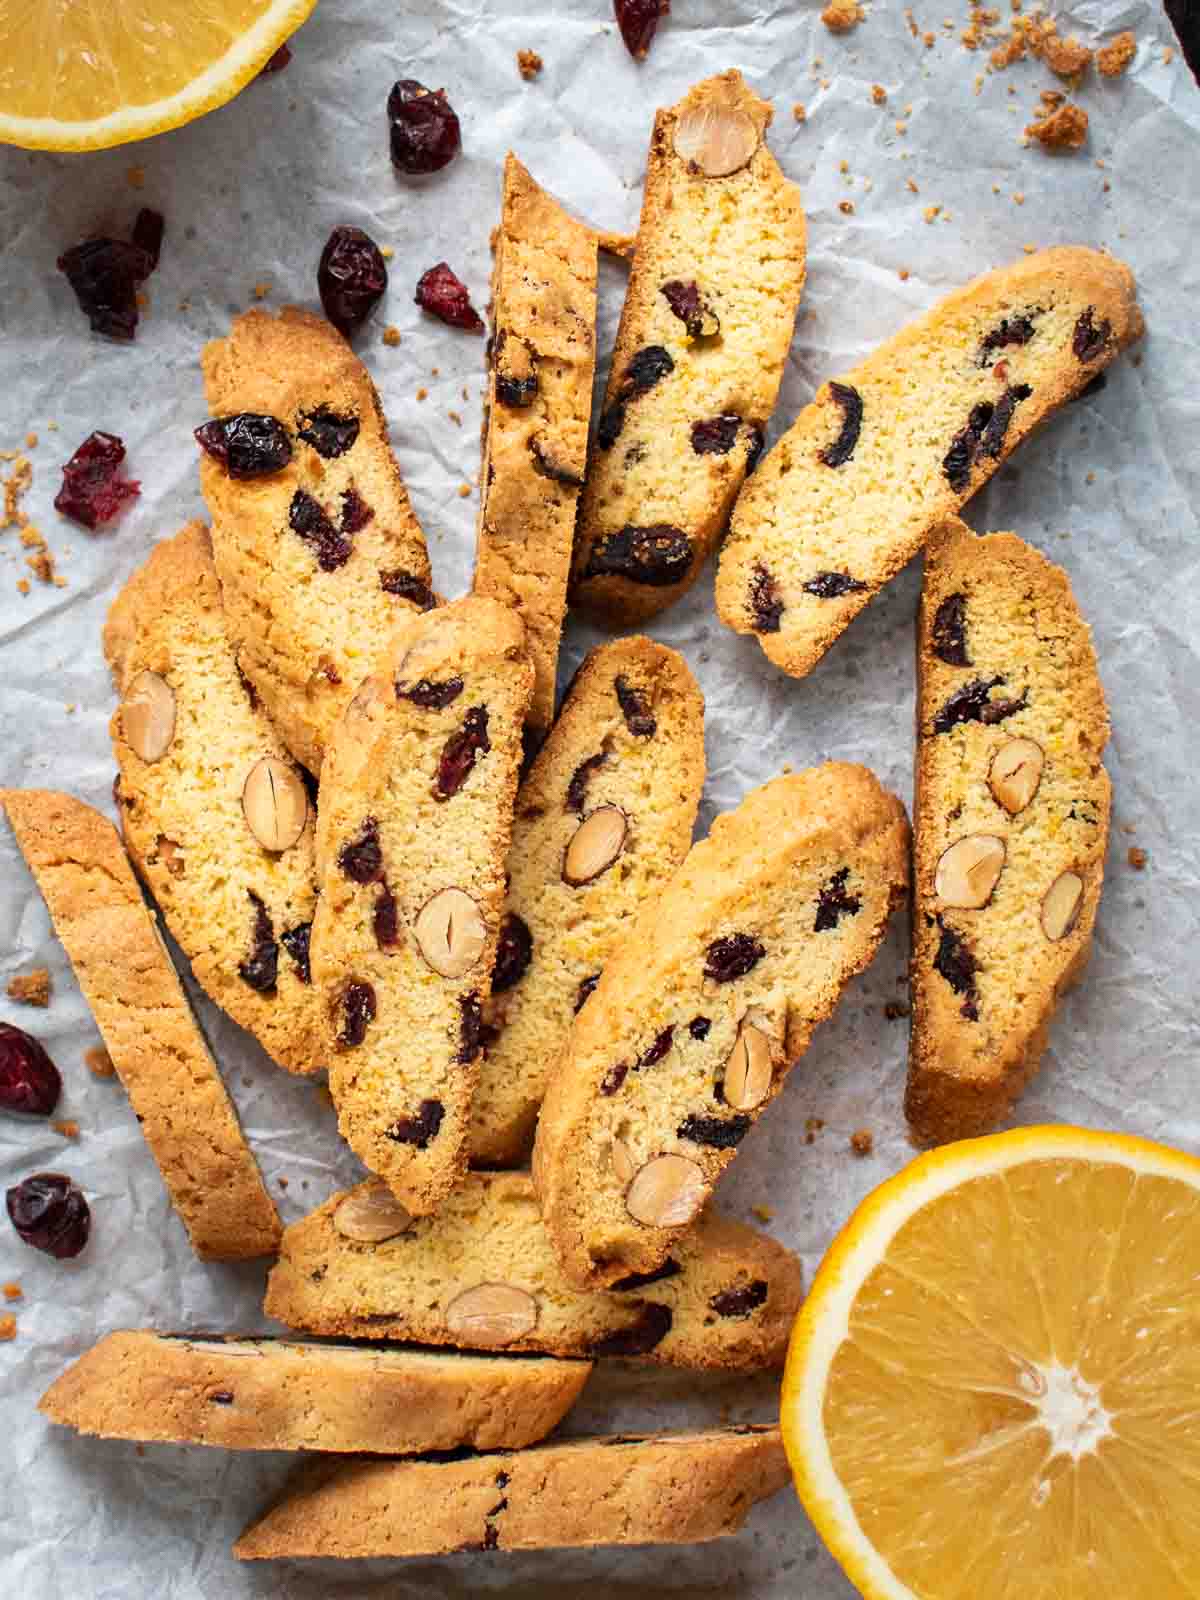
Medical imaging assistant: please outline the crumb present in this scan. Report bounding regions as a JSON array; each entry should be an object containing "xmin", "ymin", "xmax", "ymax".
[
  {"xmin": 1023, "ymin": 243, "xmax": 1038, "ymax": 253},
  {"xmin": 750, "ymin": 1204, "xmax": 774, "ymax": 1224},
  {"xmin": 839, "ymin": 159, "xmax": 850, "ymax": 173},
  {"xmin": 923, "ymin": 204, "xmax": 942, "ymax": 222},
  {"xmin": 1121, "ymin": 821, "xmax": 1137, "ymax": 835},
  {"xmin": 416, "ymin": 387, "xmax": 428, "ymax": 402},
  {"xmin": 838, "ymin": 199, "xmax": 856, "ymax": 214},
  {"xmin": 1026, "ymin": 101, "xmax": 1088, "ymax": 149},
  {"xmin": 458, "ymin": 483, "xmax": 472, "ymax": 498},
  {"xmin": 884, "ymin": 1000, "xmax": 911, "ymax": 1020},
  {"xmin": 904, "ymin": 8, "xmax": 918, "ymax": 38},
  {"xmin": 863, "ymin": 177, "xmax": 874, "ymax": 192},
  {"xmin": 448, "ymin": 410, "xmax": 462, "ymax": 426},
  {"xmin": 804, "ymin": 1116, "xmax": 826, "ymax": 1145},
  {"xmin": 0, "ymin": 1315, "xmax": 15, "ymax": 1342},
  {"xmin": 923, "ymin": 30, "xmax": 935, "ymax": 47},
  {"xmin": 380, "ymin": 245, "xmax": 395, "ymax": 260},
  {"xmin": 1102, "ymin": 179, "xmax": 1111, "ymax": 193},
  {"xmin": 895, "ymin": 119, "xmax": 908, "ymax": 133},
  {"xmin": 135, "ymin": 290, "xmax": 149, "ymax": 310},
  {"xmin": 821, "ymin": 0, "xmax": 862, "ymax": 33},
  {"xmin": 907, "ymin": 176, "xmax": 920, "ymax": 192},
  {"xmin": 793, "ymin": 101, "xmax": 807, "ymax": 122},
  {"xmin": 1039, "ymin": 32, "xmax": 1093, "ymax": 79},
  {"xmin": 6, "ymin": 969, "xmax": 51, "ymax": 1007},
  {"xmin": 1162, "ymin": 45, "xmax": 1173, "ymax": 66},
  {"xmin": 1041, "ymin": 88, "xmax": 1066, "ymax": 107},
  {"xmin": 1127, "ymin": 846, "xmax": 1148, "ymax": 870},
  {"xmin": 52, "ymin": 1119, "xmax": 80, "ymax": 1139},
  {"xmin": 850, "ymin": 1128, "xmax": 875, "ymax": 1157},
  {"xmin": 1, "ymin": 1284, "xmax": 20, "ymax": 1302},
  {"xmin": 991, "ymin": 31, "xmax": 1026, "ymax": 68},
  {"xmin": 1086, "ymin": 470, "xmax": 1095, "ymax": 483},
  {"xmin": 253, "ymin": 282, "xmax": 271, "ymax": 299},
  {"xmin": 382, "ymin": 325, "xmax": 401, "ymax": 347},
  {"xmin": 16, "ymin": 578, "xmax": 30, "ymax": 595},
  {"xmin": 25, "ymin": 432, "xmax": 37, "ymax": 449},
  {"xmin": 516, "ymin": 47, "xmax": 543, "ymax": 79},
  {"xmin": 898, "ymin": 267, "xmax": 910, "ymax": 280},
  {"xmin": 177, "ymin": 299, "xmax": 191, "ymax": 312},
  {"xmin": 278, "ymin": 1175, "xmax": 289, "ymax": 1189},
  {"xmin": 1093, "ymin": 31, "xmax": 1135, "ymax": 77},
  {"xmin": 85, "ymin": 1046, "xmax": 116, "ymax": 1079},
  {"xmin": 26, "ymin": 549, "xmax": 60, "ymax": 586},
  {"xmin": 462, "ymin": 385, "xmax": 470, "ymax": 401},
  {"xmin": 1013, "ymin": 191, "xmax": 1025, "ymax": 203},
  {"xmin": 126, "ymin": 165, "xmax": 145, "ymax": 189},
  {"xmin": 871, "ymin": 83, "xmax": 887, "ymax": 103},
  {"xmin": 431, "ymin": 367, "xmax": 439, "ymax": 377}
]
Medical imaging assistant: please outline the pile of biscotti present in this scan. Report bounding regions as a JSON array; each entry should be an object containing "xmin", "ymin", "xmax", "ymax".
[{"xmin": 7, "ymin": 68, "xmax": 1142, "ymax": 1561}]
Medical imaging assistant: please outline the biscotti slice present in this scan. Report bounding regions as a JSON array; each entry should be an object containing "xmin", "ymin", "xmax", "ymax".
[
  {"xmin": 906, "ymin": 518, "xmax": 1110, "ymax": 1146},
  {"xmin": 472, "ymin": 154, "xmax": 598, "ymax": 735},
  {"xmin": 1, "ymin": 791, "xmax": 280, "ymax": 1261},
  {"xmin": 40, "ymin": 1331, "xmax": 591, "ymax": 1454},
  {"xmin": 311, "ymin": 597, "xmax": 533, "ymax": 1214},
  {"xmin": 198, "ymin": 305, "xmax": 434, "ymax": 773},
  {"xmin": 264, "ymin": 1170, "xmax": 800, "ymax": 1371},
  {"xmin": 716, "ymin": 245, "xmax": 1142, "ymax": 675},
  {"xmin": 533, "ymin": 765, "xmax": 910, "ymax": 1290},
  {"xmin": 569, "ymin": 70, "xmax": 806, "ymax": 625},
  {"xmin": 103, "ymin": 524, "xmax": 321, "ymax": 1076},
  {"xmin": 234, "ymin": 1424, "xmax": 788, "ymax": 1560},
  {"xmin": 470, "ymin": 636, "xmax": 704, "ymax": 1165}
]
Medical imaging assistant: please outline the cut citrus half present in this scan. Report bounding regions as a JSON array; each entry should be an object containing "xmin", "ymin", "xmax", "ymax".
[
  {"xmin": 781, "ymin": 1126, "xmax": 1200, "ymax": 1598},
  {"xmin": 0, "ymin": 0, "xmax": 316, "ymax": 152}
]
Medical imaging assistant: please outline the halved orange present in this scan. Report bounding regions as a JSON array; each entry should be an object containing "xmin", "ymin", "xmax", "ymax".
[
  {"xmin": 0, "ymin": 0, "xmax": 316, "ymax": 152},
  {"xmin": 781, "ymin": 1126, "xmax": 1200, "ymax": 1598}
]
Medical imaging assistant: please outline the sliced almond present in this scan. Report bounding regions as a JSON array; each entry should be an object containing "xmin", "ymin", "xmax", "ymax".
[
  {"xmin": 242, "ymin": 756, "xmax": 309, "ymax": 852},
  {"xmin": 625, "ymin": 1153, "xmax": 707, "ymax": 1229},
  {"xmin": 444, "ymin": 1283, "xmax": 538, "ymax": 1347},
  {"xmin": 673, "ymin": 90, "xmax": 761, "ymax": 177},
  {"xmin": 935, "ymin": 834, "xmax": 1007, "ymax": 909},
  {"xmin": 723, "ymin": 1018, "xmax": 776, "ymax": 1111},
  {"xmin": 414, "ymin": 887, "xmax": 487, "ymax": 978},
  {"xmin": 610, "ymin": 1135, "xmax": 636, "ymax": 1186},
  {"xmin": 122, "ymin": 671, "xmax": 176, "ymax": 763},
  {"xmin": 1041, "ymin": 871, "xmax": 1084, "ymax": 941},
  {"xmin": 989, "ymin": 738, "xmax": 1045, "ymax": 815},
  {"xmin": 563, "ymin": 805, "xmax": 627, "ymax": 887},
  {"xmin": 333, "ymin": 1183, "xmax": 413, "ymax": 1244}
]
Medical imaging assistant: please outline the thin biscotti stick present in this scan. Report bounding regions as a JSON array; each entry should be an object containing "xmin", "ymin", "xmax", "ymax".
[
  {"xmin": 570, "ymin": 70, "xmax": 806, "ymax": 625},
  {"xmin": 469, "ymin": 636, "xmax": 704, "ymax": 1166},
  {"xmin": 533, "ymin": 765, "xmax": 909, "ymax": 1291},
  {"xmin": 473, "ymin": 154, "xmax": 599, "ymax": 736},
  {"xmin": 311, "ymin": 597, "xmax": 533, "ymax": 1215},
  {"xmin": 906, "ymin": 518, "xmax": 1110, "ymax": 1146},
  {"xmin": 1, "ymin": 790, "xmax": 280, "ymax": 1261},
  {"xmin": 39, "ymin": 1331, "xmax": 591, "ymax": 1454},
  {"xmin": 234, "ymin": 1424, "xmax": 789, "ymax": 1560},
  {"xmin": 716, "ymin": 245, "xmax": 1142, "ymax": 676}
]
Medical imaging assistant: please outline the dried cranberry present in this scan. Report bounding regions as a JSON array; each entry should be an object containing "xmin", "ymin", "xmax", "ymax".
[
  {"xmin": 386, "ymin": 1098, "xmax": 444, "ymax": 1146},
  {"xmin": 610, "ymin": 1258, "xmax": 682, "ymax": 1291},
  {"xmin": 599, "ymin": 1061, "xmax": 629, "ymax": 1096},
  {"xmin": 977, "ymin": 312, "xmax": 1037, "ymax": 365},
  {"xmin": 380, "ymin": 569, "xmax": 436, "ymax": 609},
  {"xmin": 691, "ymin": 414, "xmax": 742, "ymax": 455},
  {"xmin": 623, "ymin": 345, "xmax": 674, "ymax": 395},
  {"xmin": 130, "ymin": 209, "xmax": 165, "ymax": 273},
  {"xmin": 704, "ymin": 934, "xmax": 765, "ymax": 983},
  {"xmin": 455, "ymin": 993, "xmax": 487, "ymax": 1065},
  {"xmin": 934, "ymin": 919, "xmax": 979, "ymax": 1021},
  {"xmin": 933, "ymin": 675, "xmax": 1026, "ymax": 734},
  {"xmin": 399, "ymin": 675, "xmax": 464, "ymax": 709},
  {"xmin": 259, "ymin": 41, "xmax": 292, "ymax": 74},
  {"xmin": 318, "ymin": 225, "xmax": 388, "ymax": 339},
  {"xmin": 336, "ymin": 490, "xmax": 372, "ymax": 535},
  {"xmin": 6, "ymin": 1173, "xmax": 90, "ymax": 1259},
  {"xmin": 492, "ymin": 914, "xmax": 533, "ymax": 993},
  {"xmin": 415, "ymin": 263, "xmax": 485, "ymax": 333},
  {"xmin": 749, "ymin": 564, "xmax": 783, "ymax": 633},
  {"xmin": 942, "ymin": 399, "xmax": 996, "ymax": 492},
  {"xmin": 388, "ymin": 80, "xmax": 462, "ymax": 174},
  {"xmin": 596, "ymin": 402, "xmax": 627, "ymax": 451},
  {"xmin": 584, "ymin": 525, "xmax": 693, "ymax": 587},
  {"xmin": 590, "ymin": 1302, "xmax": 673, "ymax": 1356},
  {"xmin": 280, "ymin": 922, "xmax": 312, "ymax": 983},
  {"xmin": 708, "ymin": 1279, "xmax": 768, "ymax": 1318},
  {"xmin": 209, "ymin": 1389, "xmax": 236, "ymax": 1405},
  {"xmin": 530, "ymin": 435, "xmax": 584, "ymax": 486},
  {"xmin": 1072, "ymin": 307, "xmax": 1111, "ymax": 363},
  {"xmin": 435, "ymin": 707, "xmax": 490, "ymax": 799},
  {"xmin": 614, "ymin": 0, "xmax": 670, "ymax": 59},
  {"xmin": 575, "ymin": 973, "xmax": 601, "ymax": 1013},
  {"xmin": 297, "ymin": 406, "xmax": 360, "ymax": 458},
  {"xmin": 238, "ymin": 891, "xmax": 278, "ymax": 992},
  {"xmin": 931, "ymin": 592, "xmax": 970, "ymax": 666},
  {"xmin": 661, "ymin": 279, "xmax": 719, "ymax": 338},
  {"xmin": 0, "ymin": 1024, "xmax": 62, "ymax": 1116},
  {"xmin": 57, "ymin": 237, "xmax": 152, "ymax": 340},
  {"xmin": 289, "ymin": 489, "xmax": 353, "ymax": 571},
  {"xmin": 54, "ymin": 432, "xmax": 140, "ymax": 530},
  {"xmin": 339, "ymin": 818, "xmax": 383, "ymax": 883},
  {"xmin": 337, "ymin": 980, "xmax": 377, "ymax": 1046},
  {"xmin": 677, "ymin": 1112, "xmax": 752, "ymax": 1148},
  {"xmin": 195, "ymin": 414, "xmax": 292, "ymax": 479},
  {"xmin": 374, "ymin": 881, "xmax": 400, "ymax": 948},
  {"xmin": 566, "ymin": 750, "xmax": 608, "ymax": 814},
  {"xmin": 638, "ymin": 1027, "xmax": 675, "ymax": 1068},
  {"xmin": 802, "ymin": 571, "xmax": 867, "ymax": 599},
  {"xmin": 814, "ymin": 866, "xmax": 861, "ymax": 932},
  {"xmin": 978, "ymin": 384, "xmax": 1031, "ymax": 458},
  {"xmin": 615, "ymin": 676, "xmax": 656, "ymax": 737},
  {"xmin": 494, "ymin": 332, "xmax": 539, "ymax": 406},
  {"xmin": 817, "ymin": 380, "xmax": 863, "ymax": 468},
  {"xmin": 688, "ymin": 1016, "xmax": 711, "ymax": 1041}
]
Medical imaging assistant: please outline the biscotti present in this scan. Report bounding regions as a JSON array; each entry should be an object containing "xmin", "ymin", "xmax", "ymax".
[
  {"xmin": 198, "ymin": 306, "xmax": 434, "ymax": 773},
  {"xmin": 470, "ymin": 636, "xmax": 704, "ymax": 1165},
  {"xmin": 39, "ymin": 1331, "xmax": 590, "ymax": 1454},
  {"xmin": 1, "ymin": 791, "xmax": 280, "ymax": 1261},
  {"xmin": 533, "ymin": 765, "xmax": 909, "ymax": 1290},
  {"xmin": 311, "ymin": 597, "xmax": 532, "ymax": 1214},
  {"xmin": 473, "ymin": 154, "xmax": 598, "ymax": 735},
  {"xmin": 263, "ymin": 1170, "xmax": 801, "ymax": 1370},
  {"xmin": 234, "ymin": 1424, "xmax": 788, "ymax": 1559},
  {"xmin": 716, "ymin": 246, "xmax": 1142, "ymax": 676},
  {"xmin": 103, "ymin": 524, "xmax": 322, "ymax": 1076},
  {"xmin": 570, "ymin": 70, "xmax": 806, "ymax": 625},
  {"xmin": 906, "ymin": 518, "xmax": 1110, "ymax": 1145}
]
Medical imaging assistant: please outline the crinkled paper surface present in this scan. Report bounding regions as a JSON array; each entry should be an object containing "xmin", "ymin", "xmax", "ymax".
[{"xmin": 1, "ymin": 0, "xmax": 1198, "ymax": 1593}]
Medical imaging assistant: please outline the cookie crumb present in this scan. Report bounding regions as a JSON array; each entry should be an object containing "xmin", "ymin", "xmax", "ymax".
[
  {"xmin": 884, "ymin": 999, "xmax": 911, "ymax": 1020},
  {"xmin": 990, "ymin": 31, "xmax": 1025, "ymax": 68},
  {"xmin": 1097, "ymin": 31, "xmax": 1135, "ymax": 77},
  {"xmin": 25, "ymin": 432, "xmax": 37, "ymax": 449},
  {"xmin": 126, "ymin": 165, "xmax": 145, "ymax": 189},
  {"xmin": 380, "ymin": 245, "xmax": 395, "ymax": 261},
  {"xmin": 821, "ymin": 0, "xmax": 862, "ymax": 33},
  {"xmin": 278, "ymin": 1175, "xmax": 289, "ymax": 1189},
  {"xmin": 16, "ymin": 578, "xmax": 30, "ymax": 595},
  {"xmin": 923, "ymin": 30, "xmax": 936, "ymax": 48},
  {"xmin": 1127, "ymin": 846, "xmax": 1148, "ymax": 870},
  {"xmin": 448, "ymin": 410, "xmax": 463, "ymax": 426},
  {"xmin": 750, "ymin": 1204, "xmax": 774, "ymax": 1224},
  {"xmin": 252, "ymin": 282, "xmax": 271, "ymax": 300},
  {"xmin": 382, "ymin": 325, "xmax": 401, "ymax": 347},
  {"xmin": 0, "ymin": 1315, "xmax": 15, "ymax": 1342},
  {"xmin": 85, "ymin": 1046, "xmax": 116, "ymax": 1079},
  {"xmin": 793, "ymin": 101, "xmax": 807, "ymax": 122},
  {"xmin": 1162, "ymin": 45, "xmax": 1173, "ymax": 66},
  {"xmin": 516, "ymin": 48, "xmax": 543, "ymax": 79},
  {"xmin": 1026, "ymin": 101, "xmax": 1088, "ymax": 149},
  {"xmin": 850, "ymin": 1128, "xmax": 874, "ymax": 1157},
  {"xmin": 458, "ymin": 483, "xmax": 472, "ymax": 498},
  {"xmin": 923, "ymin": 204, "xmax": 942, "ymax": 222},
  {"xmin": 1, "ymin": 1284, "xmax": 20, "ymax": 1302},
  {"xmin": 906, "ymin": 176, "xmax": 920, "ymax": 192},
  {"xmin": 871, "ymin": 83, "xmax": 888, "ymax": 103},
  {"xmin": 1012, "ymin": 190, "xmax": 1025, "ymax": 203},
  {"xmin": 898, "ymin": 267, "xmax": 910, "ymax": 280},
  {"xmin": 6, "ymin": 969, "xmax": 51, "ymax": 1007},
  {"xmin": 895, "ymin": 118, "xmax": 908, "ymax": 133},
  {"xmin": 416, "ymin": 387, "xmax": 428, "ymax": 402},
  {"xmin": 52, "ymin": 1119, "xmax": 80, "ymax": 1139},
  {"xmin": 804, "ymin": 1116, "xmax": 826, "ymax": 1145},
  {"xmin": 838, "ymin": 199, "xmax": 856, "ymax": 214}
]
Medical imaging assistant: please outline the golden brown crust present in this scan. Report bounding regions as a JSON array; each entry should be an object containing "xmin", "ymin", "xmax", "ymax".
[{"xmin": 1, "ymin": 790, "xmax": 280, "ymax": 1261}]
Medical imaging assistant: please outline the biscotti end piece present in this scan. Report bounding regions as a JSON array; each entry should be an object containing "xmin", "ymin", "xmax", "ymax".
[
  {"xmin": 570, "ymin": 70, "xmax": 806, "ymax": 626},
  {"xmin": 199, "ymin": 305, "xmax": 433, "ymax": 774},
  {"xmin": 533, "ymin": 764, "xmax": 910, "ymax": 1290},
  {"xmin": 716, "ymin": 245, "xmax": 1142, "ymax": 678},
  {"xmin": 264, "ymin": 1170, "xmax": 801, "ymax": 1371},
  {"xmin": 469, "ymin": 634, "xmax": 705, "ymax": 1167},
  {"xmin": 104, "ymin": 524, "xmax": 322, "ymax": 1077},
  {"xmin": 234, "ymin": 1423, "xmax": 789, "ymax": 1559},
  {"xmin": 39, "ymin": 1330, "xmax": 591, "ymax": 1454},
  {"xmin": 906, "ymin": 517, "xmax": 1110, "ymax": 1146},
  {"xmin": 312, "ymin": 597, "xmax": 533, "ymax": 1215},
  {"xmin": 1, "ymin": 790, "xmax": 280, "ymax": 1261},
  {"xmin": 473, "ymin": 154, "xmax": 599, "ymax": 735}
]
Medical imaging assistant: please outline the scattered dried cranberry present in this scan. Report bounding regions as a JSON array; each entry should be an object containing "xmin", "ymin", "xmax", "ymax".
[
  {"xmin": 566, "ymin": 750, "xmax": 608, "ymax": 814},
  {"xmin": 337, "ymin": 980, "xmax": 377, "ymax": 1046},
  {"xmin": 661, "ymin": 279, "xmax": 719, "ymax": 338},
  {"xmin": 318, "ymin": 225, "xmax": 388, "ymax": 339},
  {"xmin": 238, "ymin": 891, "xmax": 278, "ymax": 992},
  {"xmin": 7, "ymin": 1173, "xmax": 90, "ymax": 1259},
  {"xmin": 802, "ymin": 571, "xmax": 867, "ymax": 599},
  {"xmin": 399, "ymin": 675, "xmax": 464, "ymax": 709},
  {"xmin": 709, "ymin": 1279, "xmax": 768, "ymax": 1318},
  {"xmin": 386, "ymin": 1098, "xmax": 444, "ymax": 1146},
  {"xmin": 977, "ymin": 311, "xmax": 1037, "ymax": 365},
  {"xmin": 131, "ymin": 208, "xmax": 165, "ymax": 273},
  {"xmin": 492, "ymin": 914, "xmax": 533, "ymax": 993},
  {"xmin": 435, "ymin": 707, "xmax": 490, "ymax": 800},
  {"xmin": 494, "ymin": 333, "xmax": 539, "ymax": 407},
  {"xmin": 584, "ymin": 525, "xmax": 692, "ymax": 587},
  {"xmin": 688, "ymin": 1016, "xmax": 711, "ymax": 1041},
  {"xmin": 677, "ymin": 1112, "xmax": 752, "ymax": 1148},
  {"xmin": 979, "ymin": 383, "xmax": 1032, "ymax": 458},
  {"xmin": 933, "ymin": 675, "xmax": 1026, "ymax": 734},
  {"xmin": 614, "ymin": 0, "xmax": 670, "ymax": 59},
  {"xmin": 749, "ymin": 564, "xmax": 783, "ymax": 633},
  {"xmin": 415, "ymin": 262, "xmax": 485, "ymax": 333},
  {"xmin": 615, "ymin": 676, "xmax": 656, "ymax": 737},
  {"xmin": 374, "ymin": 881, "xmax": 400, "ymax": 948},
  {"xmin": 380, "ymin": 569, "xmax": 436, "ymax": 609},
  {"xmin": 1072, "ymin": 306, "xmax": 1111, "ymax": 363},
  {"xmin": 259, "ymin": 41, "xmax": 292, "ymax": 75},
  {"xmin": 388, "ymin": 80, "xmax": 462, "ymax": 174},
  {"xmin": 931, "ymin": 592, "xmax": 970, "ymax": 666},
  {"xmin": 610, "ymin": 1258, "xmax": 682, "ymax": 1292},
  {"xmin": 54, "ymin": 432, "xmax": 140, "ymax": 530},
  {"xmin": 590, "ymin": 1303, "xmax": 673, "ymax": 1356},
  {"xmin": 195, "ymin": 414, "xmax": 292, "ymax": 479},
  {"xmin": 704, "ymin": 934, "xmax": 765, "ymax": 983},
  {"xmin": 599, "ymin": 1061, "xmax": 629, "ymax": 1096},
  {"xmin": 0, "ymin": 1024, "xmax": 62, "ymax": 1116},
  {"xmin": 297, "ymin": 406, "xmax": 360, "ymax": 458},
  {"xmin": 814, "ymin": 866, "xmax": 861, "ymax": 933},
  {"xmin": 818, "ymin": 380, "xmax": 863, "ymax": 468},
  {"xmin": 57, "ymin": 232, "xmax": 154, "ymax": 341},
  {"xmin": 280, "ymin": 922, "xmax": 312, "ymax": 983},
  {"xmin": 638, "ymin": 1027, "xmax": 675, "ymax": 1069},
  {"xmin": 934, "ymin": 919, "xmax": 979, "ymax": 1020},
  {"xmin": 339, "ymin": 818, "xmax": 383, "ymax": 883},
  {"xmin": 575, "ymin": 973, "xmax": 601, "ymax": 1013},
  {"xmin": 691, "ymin": 414, "xmax": 742, "ymax": 455},
  {"xmin": 288, "ymin": 489, "xmax": 353, "ymax": 571}
]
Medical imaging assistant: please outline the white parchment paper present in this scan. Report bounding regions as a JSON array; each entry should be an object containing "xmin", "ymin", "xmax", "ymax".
[{"xmin": 2, "ymin": 0, "xmax": 1198, "ymax": 1592}]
